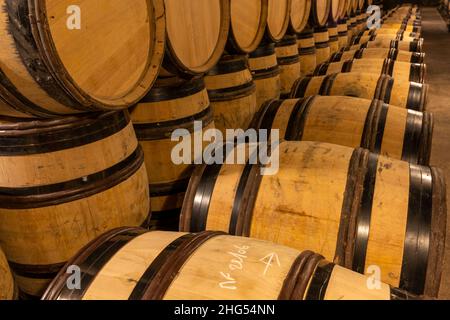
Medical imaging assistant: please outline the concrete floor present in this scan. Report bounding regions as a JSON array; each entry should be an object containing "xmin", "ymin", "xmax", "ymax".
[{"xmin": 421, "ymin": 7, "xmax": 450, "ymax": 299}]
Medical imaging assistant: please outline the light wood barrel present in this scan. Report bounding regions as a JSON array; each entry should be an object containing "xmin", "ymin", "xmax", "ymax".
[
  {"xmin": 328, "ymin": 23, "xmax": 340, "ymax": 54},
  {"xmin": 310, "ymin": 0, "xmax": 331, "ymax": 27},
  {"xmin": 163, "ymin": 0, "xmax": 230, "ymax": 75},
  {"xmin": 42, "ymin": 227, "xmax": 418, "ymax": 300},
  {"xmin": 329, "ymin": 0, "xmax": 347, "ymax": 23},
  {"xmin": 275, "ymin": 36, "xmax": 301, "ymax": 98},
  {"xmin": 131, "ymin": 77, "xmax": 214, "ymax": 231},
  {"xmin": 349, "ymin": 38, "xmax": 424, "ymax": 53},
  {"xmin": 290, "ymin": 72, "xmax": 429, "ymax": 111},
  {"xmin": 337, "ymin": 19, "xmax": 349, "ymax": 48},
  {"xmin": 314, "ymin": 58, "xmax": 426, "ymax": 83},
  {"xmin": 0, "ymin": 0, "xmax": 165, "ymax": 118},
  {"xmin": 180, "ymin": 141, "xmax": 446, "ymax": 296},
  {"xmin": 249, "ymin": 43, "xmax": 281, "ymax": 109},
  {"xmin": 297, "ymin": 30, "xmax": 317, "ymax": 76},
  {"xmin": 289, "ymin": 0, "xmax": 312, "ymax": 34},
  {"xmin": 227, "ymin": 0, "xmax": 268, "ymax": 53},
  {"xmin": 314, "ymin": 27, "xmax": 331, "ymax": 65},
  {"xmin": 332, "ymin": 48, "xmax": 425, "ymax": 64},
  {"xmin": 0, "ymin": 247, "xmax": 16, "ymax": 300},
  {"xmin": 206, "ymin": 55, "xmax": 257, "ymax": 133},
  {"xmin": 266, "ymin": 0, "xmax": 291, "ymax": 42},
  {"xmin": 251, "ymin": 96, "xmax": 433, "ymax": 165},
  {"xmin": 0, "ymin": 112, "xmax": 150, "ymax": 298}
]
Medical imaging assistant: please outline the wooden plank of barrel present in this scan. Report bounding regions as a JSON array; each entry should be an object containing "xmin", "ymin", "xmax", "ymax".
[
  {"xmin": 328, "ymin": 23, "xmax": 340, "ymax": 54},
  {"xmin": 290, "ymin": 72, "xmax": 429, "ymax": 111},
  {"xmin": 131, "ymin": 77, "xmax": 214, "ymax": 231},
  {"xmin": 289, "ymin": 0, "xmax": 312, "ymax": 34},
  {"xmin": 163, "ymin": 0, "xmax": 230, "ymax": 76},
  {"xmin": 179, "ymin": 141, "xmax": 447, "ymax": 296},
  {"xmin": 226, "ymin": 0, "xmax": 268, "ymax": 54},
  {"xmin": 0, "ymin": 247, "xmax": 16, "ymax": 300},
  {"xmin": 275, "ymin": 36, "xmax": 301, "ymax": 98},
  {"xmin": 0, "ymin": 111, "xmax": 150, "ymax": 298},
  {"xmin": 42, "ymin": 227, "xmax": 419, "ymax": 300},
  {"xmin": 314, "ymin": 58, "xmax": 426, "ymax": 83},
  {"xmin": 314, "ymin": 27, "xmax": 331, "ymax": 65},
  {"xmin": 349, "ymin": 38, "xmax": 424, "ymax": 53},
  {"xmin": 265, "ymin": 0, "xmax": 291, "ymax": 42},
  {"xmin": 332, "ymin": 48, "xmax": 425, "ymax": 64},
  {"xmin": 337, "ymin": 19, "xmax": 349, "ymax": 49},
  {"xmin": 0, "ymin": 0, "xmax": 165, "ymax": 118},
  {"xmin": 250, "ymin": 96, "xmax": 433, "ymax": 165},
  {"xmin": 297, "ymin": 30, "xmax": 317, "ymax": 76},
  {"xmin": 249, "ymin": 43, "xmax": 281, "ymax": 109},
  {"xmin": 205, "ymin": 55, "xmax": 258, "ymax": 133}
]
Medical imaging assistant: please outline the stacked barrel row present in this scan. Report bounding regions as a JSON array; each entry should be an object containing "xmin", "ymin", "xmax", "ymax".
[{"xmin": 0, "ymin": 0, "xmax": 445, "ymax": 302}]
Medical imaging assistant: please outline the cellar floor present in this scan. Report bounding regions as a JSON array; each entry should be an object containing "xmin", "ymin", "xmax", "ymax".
[{"xmin": 421, "ymin": 6, "xmax": 450, "ymax": 299}]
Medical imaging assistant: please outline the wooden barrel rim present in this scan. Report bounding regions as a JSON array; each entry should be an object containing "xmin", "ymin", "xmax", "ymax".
[
  {"xmin": 0, "ymin": 111, "xmax": 129, "ymax": 155},
  {"xmin": 10, "ymin": 0, "xmax": 166, "ymax": 110},
  {"xmin": 310, "ymin": 0, "xmax": 331, "ymax": 27},
  {"xmin": 228, "ymin": 0, "xmax": 269, "ymax": 53},
  {"xmin": 289, "ymin": 0, "xmax": 312, "ymax": 34},
  {"xmin": 265, "ymin": 0, "xmax": 291, "ymax": 42},
  {"xmin": 164, "ymin": 0, "xmax": 231, "ymax": 75},
  {"xmin": 0, "ymin": 146, "xmax": 144, "ymax": 209}
]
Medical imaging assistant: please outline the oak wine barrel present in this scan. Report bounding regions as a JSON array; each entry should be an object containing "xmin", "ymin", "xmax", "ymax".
[
  {"xmin": 180, "ymin": 141, "xmax": 446, "ymax": 296},
  {"xmin": 249, "ymin": 43, "xmax": 281, "ymax": 109},
  {"xmin": 289, "ymin": 0, "xmax": 312, "ymax": 34},
  {"xmin": 310, "ymin": 0, "xmax": 331, "ymax": 27},
  {"xmin": 251, "ymin": 96, "xmax": 433, "ymax": 165},
  {"xmin": 266, "ymin": 0, "xmax": 291, "ymax": 42},
  {"xmin": 0, "ymin": 0, "xmax": 165, "ymax": 118},
  {"xmin": 43, "ymin": 228, "xmax": 418, "ymax": 300},
  {"xmin": 206, "ymin": 55, "xmax": 258, "ymax": 134},
  {"xmin": 163, "ymin": 0, "xmax": 230, "ymax": 76},
  {"xmin": 347, "ymin": 15, "xmax": 358, "ymax": 42},
  {"xmin": 275, "ymin": 36, "xmax": 301, "ymax": 98},
  {"xmin": 227, "ymin": 0, "xmax": 268, "ymax": 53},
  {"xmin": 0, "ymin": 247, "xmax": 16, "ymax": 300},
  {"xmin": 290, "ymin": 72, "xmax": 429, "ymax": 111},
  {"xmin": 297, "ymin": 30, "xmax": 317, "ymax": 76},
  {"xmin": 131, "ymin": 77, "xmax": 214, "ymax": 231},
  {"xmin": 0, "ymin": 111, "xmax": 150, "ymax": 298},
  {"xmin": 314, "ymin": 27, "xmax": 331, "ymax": 65},
  {"xmin": 332, "ymin": 47, "xmax": 425, "ymax": 64},
  {"xmin": 313, "ymin": 58, "xmax": 426, "ymax": 84}
]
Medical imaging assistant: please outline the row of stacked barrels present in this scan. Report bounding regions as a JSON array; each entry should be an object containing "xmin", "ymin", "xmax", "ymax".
[
  {"xmin": 0, "ymin": 0, "xmax": 445, "ymax": 301},
  {"xmin": 438, "ymin": 0, "xmax": 450, "ymax": 31}
]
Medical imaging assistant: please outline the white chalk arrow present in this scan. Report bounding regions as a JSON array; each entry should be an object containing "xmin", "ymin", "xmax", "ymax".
[{"xmin": 260, "ymin": 253, "xmax": 281, "ymax": 276}]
